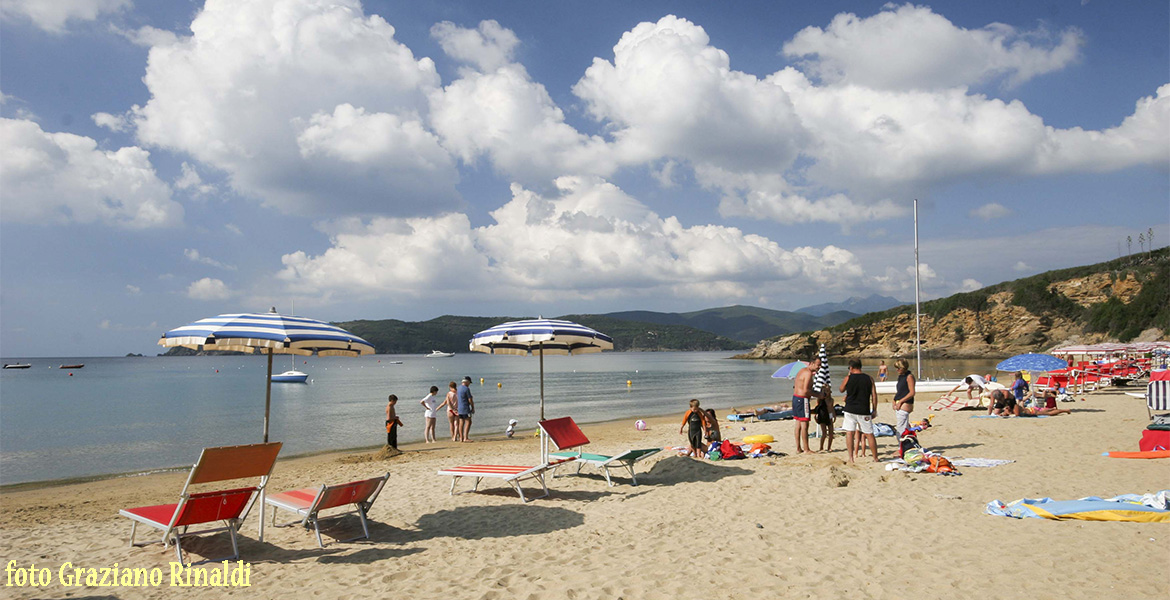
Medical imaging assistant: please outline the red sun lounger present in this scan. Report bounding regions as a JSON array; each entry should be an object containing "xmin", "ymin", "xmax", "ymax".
[
  {"xmin": 265, "ymin": 473, "xmax": 389, "ymax": 548},
  {"xmin": 118, "ymin": 442, "xmax": 282, "ymax": 564},
  {"xmin": 436, "ymin": 416, "xmax": 589, "ymax": 502}
]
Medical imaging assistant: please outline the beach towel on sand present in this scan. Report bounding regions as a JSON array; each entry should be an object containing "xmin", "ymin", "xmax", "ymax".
[{"xmin": 985, "ymin": 490, "xmax": 1170, "ymax": 522}]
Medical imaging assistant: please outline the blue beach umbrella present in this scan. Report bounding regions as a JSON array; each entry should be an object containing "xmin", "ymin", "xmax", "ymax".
[
  {"xmin": 470, "ymin": 318, "xmax": 613, "ymax": 462},
  {"xmin": 771, "ymin": 361, "xmax": 808, "ymax": 379},
  {"xmin": 995, "ymin": 353, "xmax": 1068, "ymax": 373},
  {"xmin": 159, "ymin": 308, "xmax": 374, "ymax": 443}
]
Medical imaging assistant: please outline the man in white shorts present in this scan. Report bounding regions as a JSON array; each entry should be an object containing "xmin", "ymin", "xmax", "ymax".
[{"xmin": 838, "ymin": 359, "xmax": 879, "ymax": 464}]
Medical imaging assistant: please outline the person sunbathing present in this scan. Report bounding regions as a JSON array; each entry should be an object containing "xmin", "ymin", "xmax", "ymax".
[{"xmin": 1020, "ymin": 390, "xmax": 1071, "ymax": 416}]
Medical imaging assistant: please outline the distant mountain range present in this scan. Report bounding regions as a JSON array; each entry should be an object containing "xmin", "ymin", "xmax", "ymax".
[
  {"xmin": 600, "ymin": 305, "xmax": 857, "ymax": 343},
  {"xmin": 795, "ymin": 294, "xmax": 908, "ymax": 317},
  {"xmin": 161, "ymin": 298, "xmax": 900, "ymax": 356}
]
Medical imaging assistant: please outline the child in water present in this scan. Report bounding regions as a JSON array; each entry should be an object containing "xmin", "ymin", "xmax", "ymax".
[{"xmin": 679, "ymin": 399, "xmax": 710, "ymax": 458}]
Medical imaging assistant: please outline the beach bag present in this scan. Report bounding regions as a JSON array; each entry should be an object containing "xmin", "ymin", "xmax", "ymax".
[
  {"xmin": 720, "ymin": 439, "xmax": 745, "ymax": 460},
  {"xmin": 924, "ymin": 455, "xmax": 956, "ymax": 474},
  {"xmin": 1152, "ymin": 413, "xmax": 1170, "ymax": 426}
]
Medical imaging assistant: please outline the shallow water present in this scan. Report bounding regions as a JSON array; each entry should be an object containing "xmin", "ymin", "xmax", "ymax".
[{"xmin": 0, "ymin": 353, "xmax": 996, "ymax": 485}]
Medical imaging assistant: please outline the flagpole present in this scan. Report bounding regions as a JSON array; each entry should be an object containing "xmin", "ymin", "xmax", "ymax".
[{"xmin": 913, "ymin": 199, "xmax": 922, "ymax": 379}]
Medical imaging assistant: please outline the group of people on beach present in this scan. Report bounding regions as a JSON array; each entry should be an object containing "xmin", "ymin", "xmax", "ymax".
[
  {"xmin": 789, "ymin": 355, "xmax": 906, "ymax": 465},
  {"xmin": 384, "ymin": 376, "xmax": 477, "ymax": 449}
]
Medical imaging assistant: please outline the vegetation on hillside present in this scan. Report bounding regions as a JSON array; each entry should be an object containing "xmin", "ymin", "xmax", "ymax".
[
  {"xmin": 819, "ymin": 247, "xmax": 1168, "ymax": 342},
  {"xmin": 336, "ymin": 314, "xmax": 748, "ymax": 355}
]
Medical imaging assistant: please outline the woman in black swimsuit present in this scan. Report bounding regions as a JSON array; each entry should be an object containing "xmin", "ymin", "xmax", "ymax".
[{"xmin": 892, "ymin": 359, "xmax": 916, "ymax": 434}]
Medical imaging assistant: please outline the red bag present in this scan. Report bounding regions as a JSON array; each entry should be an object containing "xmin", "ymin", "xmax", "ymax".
[
  {"xmin": 1139, "ymin": 429, "xmax": 1170, "ymax": 452},
  {"xmin": 719, "ymin": 439, "xmax": 745, "ymax": 460}
]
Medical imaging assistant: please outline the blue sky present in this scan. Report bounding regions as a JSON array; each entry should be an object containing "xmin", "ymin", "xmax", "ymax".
[{"xmin": 1, "ymin": 0, "xmax": 1167, "ymax": 357}]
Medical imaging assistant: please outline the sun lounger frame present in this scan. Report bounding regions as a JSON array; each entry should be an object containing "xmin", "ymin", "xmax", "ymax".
[
  {"xmin": 436, "ymin": 417, "xmax": 588, "ymax": 502},
  {"xmin": 117, "ymin": 442, "xmax": 282, "ymax": 564},
  {"xmin": 265, "ymin": 473, "xmax": 389, "ymax": 547},
  {"xmin": 548, "ymin": 448, "xmax": 662, "ymax": 486}
]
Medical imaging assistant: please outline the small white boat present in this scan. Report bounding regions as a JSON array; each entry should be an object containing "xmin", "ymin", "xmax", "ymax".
[
  {"xmin": 3, "ymin": 363, "xmax": 31, "ymax": 369},
  {"xmin": 426, "ymin": 350, "xmax": 454, "ymax": 358},
  {"xmin": 271, "ymin": 370, "xmax": 309, "ymax": 383}
]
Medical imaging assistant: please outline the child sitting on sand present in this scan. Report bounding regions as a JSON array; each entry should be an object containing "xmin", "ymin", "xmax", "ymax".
[{"xmin": 679, "ymin": 399, "xmax": 711, "ymax": 458}]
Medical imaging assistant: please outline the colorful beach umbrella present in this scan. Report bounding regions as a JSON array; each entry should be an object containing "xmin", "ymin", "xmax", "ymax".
[
  {"xmin": 771, "ymin": 361, "xmax": 808, "ymax": 379},
  {"xmin": 470, "ymin": 318, "xmax": 612, "ymax": 462},
  {"xmin": 995, "ymin": 353, "xmax": 1068, "ymax": 373},
  {"xmin": 159, "ymin": 309, "xmax": 374, "ymax": 443}
]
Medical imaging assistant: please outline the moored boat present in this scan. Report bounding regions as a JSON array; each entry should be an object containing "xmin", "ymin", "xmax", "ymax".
[
  {"xmin": 59, "ymin": 364, "xmax": 84, "ymax": 369},
  {"xmin": 3, "ymin": 363, "xmax": 32, "ymax": 369},
  {"xmin": 271, "ymin": 370, "xmax": 309, "ymax": 383},
  {"xmin": 426, "ymin": 350, "xmax": 454, "ymax": 358}
]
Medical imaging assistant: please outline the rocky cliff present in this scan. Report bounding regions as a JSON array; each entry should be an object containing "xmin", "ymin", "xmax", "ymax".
[{"xmin": 738, "ymin": 252, "xmax": 1168, "ymax": 360}]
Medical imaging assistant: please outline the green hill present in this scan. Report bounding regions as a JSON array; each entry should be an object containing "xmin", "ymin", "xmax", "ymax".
[
  {"xmin": 335, "ymin": 314, "xmax": 748, "ymax": 354},
  {"xmin": 603, "ymin": 304, "xmax": 855, "ymax": 342}
]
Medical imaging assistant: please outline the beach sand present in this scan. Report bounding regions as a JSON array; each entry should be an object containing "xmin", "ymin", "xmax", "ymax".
[{"xmin": 1, "ymin": 389, "xmax": 1166, "ymax": 599}]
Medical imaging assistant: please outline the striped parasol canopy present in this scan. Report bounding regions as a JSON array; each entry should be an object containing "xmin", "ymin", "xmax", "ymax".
[
  {"xmin": 470, "ymin": 318, "xmax": 612, "ymax": 463},
  {"xmin": 470, "ymin": 318, "xmax": 614, "ymax": 356},
  {"xmin": 160, "ymin": 310, "xmax": 374, "ymax": 357},
  {"xmin": 812, "ymin": 344, "xmax": 831, "ymax": 396}
]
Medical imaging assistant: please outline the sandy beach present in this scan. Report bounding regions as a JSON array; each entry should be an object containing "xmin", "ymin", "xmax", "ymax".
[{"xmin": 1, "ymin": 388, "xmax": 1166, "ymax": 599}]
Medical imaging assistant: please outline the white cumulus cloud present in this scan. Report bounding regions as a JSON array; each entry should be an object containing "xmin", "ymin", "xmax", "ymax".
[
  {"xmin": 0, "ymin": 0, "xmax": 130, "ymax": 33},
  {"xmin": 782, "ymin": 3, "xmax": 1084, "ymax": 90},
  {"xmin": 431, "ymin": 19, "xmax": 520, "ymax": 73},
  {"xmin": 186, "ymin": 277, "xmax": 232, "ymax": 300},
  {"xmin": 971, "ymin": 202, "xmax": 1013, "ymax": 221},
  {"xmin": 0, "ymin": 118, "xmax": 182, "ymax": 228},
  {"xmin": 276, "ymin": 176, "xmax": 867, "ymax": 304},
  {"xmin": 130, "ymin": 0, "xmax": 456, "ymax": 218}
]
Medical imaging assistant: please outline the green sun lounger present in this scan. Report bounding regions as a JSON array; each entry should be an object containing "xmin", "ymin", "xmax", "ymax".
[{"xmin": 548, "ymin": 448, "xmax": 662, "ymax": 487}]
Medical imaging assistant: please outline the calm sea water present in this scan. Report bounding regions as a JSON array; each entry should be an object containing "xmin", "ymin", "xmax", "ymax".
[{"xmin": 0, "ymin": 353, "xmax": 994, "ymax": 485}]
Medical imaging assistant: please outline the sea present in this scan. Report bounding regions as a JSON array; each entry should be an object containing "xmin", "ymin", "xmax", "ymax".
[{"xmin": 0, "ymin": 352, "xmax": 994, "ymax": 486}]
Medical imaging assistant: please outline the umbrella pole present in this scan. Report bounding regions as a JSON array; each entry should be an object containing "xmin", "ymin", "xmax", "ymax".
[
  {"xmin": 539, "ymin": 343, "xmax": 547, "ymax": 464},
  {"xmin": 260, "ymin": 348, "xmax": 272, "ymax": 543},
  {"xmin": 264, "ymin": 349, "xmax": 273, "ymax": 443}
]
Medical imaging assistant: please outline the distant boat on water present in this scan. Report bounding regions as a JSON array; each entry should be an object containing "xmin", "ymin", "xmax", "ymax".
[
  {"xmin": 426, "ymin": 350, "xmax": 454, "ymax": 358},
  {"xmin": 59, "ymin": 364, "xmax": 84, "ymax": 369},
  {"xmin": 3, "ymin": 364, "xmax": 31, "ymax": 369},
  {"xmin": 271, "ymin": 370, "xmax": 309, "ymax": 383}
]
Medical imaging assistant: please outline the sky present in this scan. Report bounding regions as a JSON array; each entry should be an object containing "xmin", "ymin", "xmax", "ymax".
[{"xmin": 1, "ymin": 0, "xmax": 1167, "ymax": 357}]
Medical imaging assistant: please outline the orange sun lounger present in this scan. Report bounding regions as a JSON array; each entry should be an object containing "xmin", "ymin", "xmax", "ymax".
[
  {"xmin": 437, "ymin": 417, "xmax": 589, "ymax": 502},
  {"xmin": 118, "ymin": 442, "xmax": 282, "ymax": 564},
  {"xmin": 265, "ymin": 473, "xmax": 389, "ymax": 548}
]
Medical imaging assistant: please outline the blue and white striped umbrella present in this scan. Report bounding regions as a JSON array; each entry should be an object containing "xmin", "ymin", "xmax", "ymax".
[
  {"xmin": 159, "ymin": 309, "xmax": 374, "ymax": 443},
  {"xmin": 159, "ymin": 311, "xmax": 374, "ymax": 357},
  {"xmin": 470, "ymin": 318, "xmax": 612, "ymax": 462},
  {"xmin": 469, "ymin": 318, "xmax": 614, "ymax": 356}
]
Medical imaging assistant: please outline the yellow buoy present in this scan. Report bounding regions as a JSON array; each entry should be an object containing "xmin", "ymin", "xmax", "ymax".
[
  {"xmin": 627, "ymin": 380, "xmax": 632, "ymax": 386},
  {"xmin": 480, "ymin": 377, "xmax": 484, "ymax": 384},
  {"xmin": 497, "ymin": 382, "xmax": 502, "ymax": 388}
]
